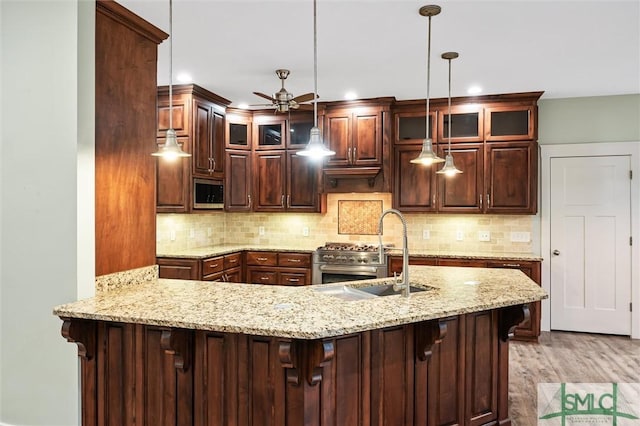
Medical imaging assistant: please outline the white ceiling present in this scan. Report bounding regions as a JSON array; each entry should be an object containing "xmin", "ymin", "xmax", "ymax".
[{"xmin": 119, "ymin": 0, "xmax": 640, "ymax": 108}]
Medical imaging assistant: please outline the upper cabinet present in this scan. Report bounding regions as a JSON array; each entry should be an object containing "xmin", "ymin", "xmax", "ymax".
[
  {"xmin": 156, "ymin": 84, "xmax": 231, "ymax": 213},
  {"xmin": 226, "ymin": 108, "xmax": 252, "ymax": 150},
  {"xmin": 322, "ymin": 98, "xmax": 393, "ymax": 192},
  {"xmin": 392, "ymin": 92, "xmax": 542, "ymax": 215}
]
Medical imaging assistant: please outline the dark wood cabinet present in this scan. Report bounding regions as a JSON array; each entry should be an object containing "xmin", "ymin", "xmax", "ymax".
[
  {"xmin": 388, "ymin": 255, "xmax": 542, "ymax": 341},
  {"xmin": 324, "ymin": 106, "xmax": 383, "ymax": 168},
  {"xmin": 225, "ymin": 150, "xmax": 252, "ymax": 212},
  {"xmin": 157, "ymin": 252, "xmax": 244, "ymax": 283},
  {"xmin": 485, "ymin": 141, "xmax": 537, "ymax": 214},
  {"xmin": 393, "ymin": 144, "xmax": 437, "ymax": 212},
  {"xmin": 485, "ymin": 105, "xmax": 536, "ymax": 141},
  {"xmin": 438, "ymin": 104, "xmax": 483, "ymax": 143},
  {"xmin": 253, "ymin": 115, "xmax": 286, "ymax": 150},
  {"xmin": 437, "ymin": 143, "xmax": 484, "ymax": 213},
  {"xmin": 245, "ymin": 251, "xmax": 312, "ymax": 285},
  {"xmin": 225, "ymin": 108, "xmax": 252, "ymax": 150},
  {"xmin": 156, "ymin": 85, "xmax": 231, "ymax": 213}
]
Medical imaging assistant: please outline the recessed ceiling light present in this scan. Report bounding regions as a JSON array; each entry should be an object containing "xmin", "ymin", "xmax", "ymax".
[
  {"xmin": 344, "ymin": 91, "xmax": 358, "ymax": 100},
  {"xmin": 467, "ymin": 85, "xmax": 482, "ymax": 95},
  {"xmin": 176, "ymin": 72, "xmax": 192, "ymax": 83},
  {"xmin": 237, "ymin": 103, "xmax": 249, "ymax": 109}
]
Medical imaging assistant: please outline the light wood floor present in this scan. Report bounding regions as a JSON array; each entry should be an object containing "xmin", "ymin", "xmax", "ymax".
[{"xmin": 509, "ymin": 331, "xmax": 640, "ymax": 425}]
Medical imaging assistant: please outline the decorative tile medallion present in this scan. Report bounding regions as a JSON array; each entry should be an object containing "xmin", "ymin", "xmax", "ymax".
[{"xmin": 338, "ymin": 200, "xmax": 382, "ymax": 235}]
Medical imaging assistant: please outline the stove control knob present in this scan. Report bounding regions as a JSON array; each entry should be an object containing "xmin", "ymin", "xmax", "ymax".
[
  {"xmin": 349, "ymin": 257, "xmax": 356, "ymax": 263},
  {"xmin": 322, "ymin": 254, "xmax": 333, "ymax": 261}
]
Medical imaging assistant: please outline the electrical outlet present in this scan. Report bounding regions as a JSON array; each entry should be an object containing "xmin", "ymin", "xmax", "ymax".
[
  {"xmin": 510, "ymin": 231, "xmax": 531, "ymax": 242},
  {"xmin": 478, "ymin": 231, "xmax": 491, "ymax": 242},
  {"xmin": 422, "ymin": 229, "xmax": 430, "ymax": 240},
  {"xmin": 302, "ymin": 227, "xmax": 310, "ymax": 237},
  {"xmin": 259, "ymin": 226, "xmax": 265, "ymax": 236},
  {"xmin": 456, "ymin": 230, "xmax": 464, "ymax": 241}
]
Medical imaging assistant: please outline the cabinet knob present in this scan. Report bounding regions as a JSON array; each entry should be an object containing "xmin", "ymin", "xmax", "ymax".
[{"xmin": 553, "ymin": 249, "xmax": 560, "ymax": 256}]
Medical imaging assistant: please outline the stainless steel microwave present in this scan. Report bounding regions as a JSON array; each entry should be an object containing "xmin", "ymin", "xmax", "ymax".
[{"xmin": 193, "ymin": 178, "xmax": 224, "ymax": 209}]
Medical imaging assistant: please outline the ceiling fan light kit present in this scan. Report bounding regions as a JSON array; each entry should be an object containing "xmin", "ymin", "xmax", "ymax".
[
  {"xmin": 410, "ymin": 4, "xmax": 445, "ymax": 166},
  {"xmin": 437, "ymin": 51, "xmax": 463, "ymax": 176},
  {"xmin": 298, "ymin": 0, "xmax": 335, "ymax": 158},
  {"xmin": 152, "ymin": 0, "xmax": 191, "ymax": 160}
]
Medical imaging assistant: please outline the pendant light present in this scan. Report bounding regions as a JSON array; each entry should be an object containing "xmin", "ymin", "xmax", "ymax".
[
  {"xmin": 410, "ymin": 5, "xmax": 444, "ymax": 166},
  {"xmin": 298, "ymin": 0, "xmax": 335, "ymax": 158},
  {"xmin": 437, "ymin": 52, "xmax": 463, "ymax": 176},
  {"xmin": 152, "ymin": 0, "xmax": 190, "ymax": 160}
]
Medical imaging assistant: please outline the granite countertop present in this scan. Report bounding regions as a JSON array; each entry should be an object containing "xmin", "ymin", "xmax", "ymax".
[
  {"xmin": 54, "ymin": 265, "xmax": 547, "ymax": 339},
  {"xmin": 157, "ymin": 244, "xmax": 542, "ymax": 262}
]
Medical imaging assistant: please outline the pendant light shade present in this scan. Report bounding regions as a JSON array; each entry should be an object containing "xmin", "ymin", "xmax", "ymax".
[
  {"xmin": 437, "ymin": 51, "xmax": 463, "ymax": 176},
  {"xmin": 152, "ymin": 0, "xmax": 190, "ymax": 160},
  {"xmin": 298, "ymin": 0, "xmax": 335, "ymax": 159},
  {"xmin": 411, "ymin": 5, "xmax": 444, "ymax": 166}
]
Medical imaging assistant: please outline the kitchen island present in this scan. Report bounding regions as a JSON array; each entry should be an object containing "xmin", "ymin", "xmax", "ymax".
[{"xmin": 55, "ymin": 265, "xmax": 547, "ymax": 426}]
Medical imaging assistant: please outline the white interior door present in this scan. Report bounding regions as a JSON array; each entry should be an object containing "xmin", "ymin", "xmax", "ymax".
[{"xmin": 550, "ymin": 155, "xmax": 631, "ymax": 335}]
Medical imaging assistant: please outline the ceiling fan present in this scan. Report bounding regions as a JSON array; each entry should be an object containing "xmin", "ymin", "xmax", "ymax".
[{"xmin": 252, "ymin": 69, "xmax": 316, "ymax": 113}]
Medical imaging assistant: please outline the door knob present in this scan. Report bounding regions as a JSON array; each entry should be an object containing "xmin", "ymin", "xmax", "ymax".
[{"xmin": 552, "ymin": 249, "xmax": 560, "ymax": 256}]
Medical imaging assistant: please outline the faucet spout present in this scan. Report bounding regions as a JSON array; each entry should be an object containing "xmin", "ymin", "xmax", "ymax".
[{"xmin": 377, "ymin": 208, "xmax": 410, "ymax": 297}]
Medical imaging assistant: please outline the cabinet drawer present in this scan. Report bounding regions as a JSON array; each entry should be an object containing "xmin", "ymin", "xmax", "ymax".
[
  {"xmin": 223, "ymin": 252, "xmax": 242, "ymax": 269},
  {"xmin": 278, "ymin": 252, "xmax": 311, "ymax": 267},
  {"xmin": 202, "ymin": 271, "xmax": 225, "ymax": 282},
  {"xmin": 247, "ymin": 269, "xmax": 278, "ymax": 285},
  {"xmin": 202, "ymin": 256, "xmax": 224, "ymax": 275},
  {"xmin": 437, "ymin": 258, "xmax": 487, "ymax": 268},
  {"xmin": 157, "ymin": 257, "xmax": 199, "ymax": 280},
  {"xmin": 280, "ymin": 272, "xmax": 308, "ymax": 286},
  {"xmin": 246, "ymin": 251, "xmax": 278, "ymax": 266}
]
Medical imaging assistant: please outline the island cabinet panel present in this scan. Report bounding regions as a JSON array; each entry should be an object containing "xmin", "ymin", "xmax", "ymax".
[{"xmin": 62, "ymin": 308, "xmax": 525, "ymax": 426}]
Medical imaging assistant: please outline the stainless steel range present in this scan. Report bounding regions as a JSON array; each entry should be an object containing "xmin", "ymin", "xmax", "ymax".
[{"xmin": 312, "ymin": 242, "xmax": 390, "ymax": 285}]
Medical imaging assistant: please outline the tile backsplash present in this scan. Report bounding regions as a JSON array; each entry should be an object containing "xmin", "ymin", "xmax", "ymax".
[{"xmin": 157, "ymin": 193, "xmax": 535, "ymax": 254}]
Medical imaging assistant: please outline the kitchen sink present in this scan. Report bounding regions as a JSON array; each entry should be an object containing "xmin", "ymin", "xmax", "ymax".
[
  {"xmin": 314, "ymin": 282, "xmax": 432, "ymax": 300},
  {"xmin": 357, "ymin": 283, "xmax": 428, "ymax": 297}
]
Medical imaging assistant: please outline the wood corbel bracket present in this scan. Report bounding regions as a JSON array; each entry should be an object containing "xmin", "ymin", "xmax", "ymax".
[
  {"xmin": 499, "ymin": 304, "xmax": 530, "ymax": 342},
  {"xmin": 415, "ymin": 319, "xmax": 448, "ymax": 362},
  {"xmin": 61, "ymin": 318, "xmax": 97, "ymax": 360},
  {"xmin": 161, "ymin": 328, "xmax": 193, "ymax": 372},
  {"xmin": 279, "ymin": 339, "xmax": 335, "ymax": 386}
]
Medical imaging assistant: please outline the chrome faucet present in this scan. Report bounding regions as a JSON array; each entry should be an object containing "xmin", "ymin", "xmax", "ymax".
[{"xmin": 377, "ymin": 209, "xmax": 410, "ymax": 298}]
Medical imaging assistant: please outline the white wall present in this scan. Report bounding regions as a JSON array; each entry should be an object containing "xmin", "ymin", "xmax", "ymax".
[{"xmin": 0, "ymin": 1, "xmax": 94, "ymax": 425}]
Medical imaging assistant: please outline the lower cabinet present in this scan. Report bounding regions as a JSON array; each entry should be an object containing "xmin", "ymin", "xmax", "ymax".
[
  {"xmin": 245, "ymin": 251, "xmax": 311, "ymax": 286},
  {"xmin": 157, "ymin": 252, "xmax": 243, "ymax": 283},
  {"xmin": 389, "ymin": 255, "xmax": 542, "ymax": 341}
]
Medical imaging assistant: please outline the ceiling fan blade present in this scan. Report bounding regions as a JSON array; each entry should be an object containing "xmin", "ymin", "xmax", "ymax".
[
  {"xmin": 253, "ymin": 92, "xmax": 276, "ymax": 102},
  {"xmin": 296, "ymin": 104, "xmax": 315, "ymax": 111},
  {"xmin": 291, "ymin": 93, "xmax": 317, "ymax": 104},
  {"xmin": 248, "ymin": 103, "xmax": 276, "ymax": 107}
]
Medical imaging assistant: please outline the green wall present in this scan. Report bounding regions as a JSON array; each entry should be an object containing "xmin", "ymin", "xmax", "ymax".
[{"xmin": 538, "ymin": 94, "xmax": 640, "ymax": 145}]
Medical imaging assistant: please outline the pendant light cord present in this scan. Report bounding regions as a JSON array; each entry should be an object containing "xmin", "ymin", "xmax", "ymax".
[
  {"xmin": 313, "ymin": 0, "xmax": 318, "ymax": 128},
  {"xmin": 447, "ymin": 55, "xmax": 451, "ymax": 154},
  {"xmin": 425, "ymin": 15, "xmax": 432, "ymax": 139},
  {"xmin": 168, "ymin": 0, "xmax": 173, "ymax": 130}
]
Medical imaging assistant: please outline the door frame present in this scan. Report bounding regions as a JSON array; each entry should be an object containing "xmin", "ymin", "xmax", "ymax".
[{"xmin": 540, "ymin": 141, "xmax": 640, "ymax": 339}]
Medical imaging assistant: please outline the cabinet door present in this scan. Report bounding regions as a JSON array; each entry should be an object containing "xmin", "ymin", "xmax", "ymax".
[
  {"xmin": 246, "ymin": 267, "xmax": 278, "ymax": 285},
  {"xmin": 485, "ymin": 105, "xmax": 535, "ymax": 141},
  {"xmin": 210, "ymin": 111, "xmax": 225, "ymax": 179},
  {"xmin": 193, "ymin": 100, "xmax": 213, "ymax": 177},
  {"xmin": 157, "ymin": 96, "xmax": 190, "ymax": 138},
  {"xmin": 438, "ymin": 104, "xmax": 483, "ymax": 143},
  {"xmin": 223, "ymin": 266, "xmax": 243, "ymax": 283},
  {"xmin": 352, "ymin": 109, "xmax": 381, "ymax": 166},
  {"xmin": 437, "ymin": 143, "xmax": 484, "ymax": 213},
  {"xmin": 156, "ymin": 136, "xmax": 191, "ymax": 213},
  {"xmin": 279, "ymin": 271, "xmax": 309, "ymax": 286},
  {"xmin": 393, "ymin": 145, "xmax": 436, "ymax": 212},
  {"xmin": 254, "ymin": 151, "xmax": 286, "ymax": 211},
  {"xmin": 225, "ymin": 150, "xmax": 252, "ymax": 211},
  {"xmin": 157, "ymin": 257, "xmax": 199, "ymax": 280},
  {"xmin": 394, "ymin": 111, "xmax": 436, "ymax": 145},
  {"xmin": 286, "ymin": 151, "xmax": 320, "ymax": 212},
  {"xmin": 226, "ymin": 111, "xmax": 252, "ymax": 150},
  {"xmin": 254, "ymin": 116, "xmax": 286, "ymax": 150},
  {"xmin": 287, "ymin": 111, "xmax": 318, "ymax": 149},
  {"xmin": 324, "ymin": 112, "xmax": 352, "ymax": 167},
  {"xmin": 485, "ymin": 141, "xmax": 537, "ymax": 214}
]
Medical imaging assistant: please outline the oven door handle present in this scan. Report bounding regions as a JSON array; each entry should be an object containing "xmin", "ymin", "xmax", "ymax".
[{"xmin": 318, "ymin": 264, "xmax": 381, "ymax": 274}]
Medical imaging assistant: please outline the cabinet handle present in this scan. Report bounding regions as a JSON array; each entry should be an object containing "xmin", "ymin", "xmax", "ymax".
[
  {"xmin": 352, "ymin": 146, "xmax": 356, "ymax": 163},
  {"xmin": 248, "ymin": 194, "xmax": 252, "ymax": 208},
  {"xmin": 286, "ymin": 194, "xmax": 290, "ymax": 208},
  {"xmin": 221, "ymin": 274, "xmax": 228, "ymax": 282},
  {"xmin": 228, "ymin": 259, "xmax": 238, "ymax": 264},
  {"xmin": 286, "ymin": 259, "xmax": 301, "ymax": 263},
  {"xmin": 256, "ymin": 257, "xmax": 268, "ymax": 261},
  {"xmin": 347, "ymin": 147, "xmax": 352, "ymax": 164},
  {"xmin": 486, "ymin": 193, "xmax": 490, "ymax": 206},
  {"xmin": 501, "ymin": 263, "xmax": 521, "ymax": 268},
  {"xmin": 432, "ymin": 194, "xmax": 436, "ymax": 206},
  {"xmin": 260, "ymin": 276, "xmax": 270, "ymax": 281},
  {"xmin": 287, "ymin": 278, "xmax": 300, "ymax": 283},
  {"xmin": 281, "ymin": 195, "xmax": 285, "ymax": 207},
  {"xmin": 208, "ymin": 158, "xmax": 213, "ymax": 173},
  {"xmin": 480, "ymin": 194, "xmax": 483, "ymax": 209},
  {"xmin": 212, "ymin": 158, "xmax": 216, "ymax": 172},
  {"xmin": 208, "ymin": 263, "xmax": 219, "ymax": 269}
]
